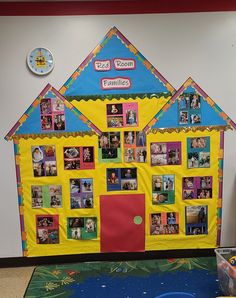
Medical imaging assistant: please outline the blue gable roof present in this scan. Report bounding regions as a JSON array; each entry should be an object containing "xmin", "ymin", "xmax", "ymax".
[
  {"xmin": 60, "ymin": 27, "xmax": 175, "ymax": 98},
  {"xmin": 5, "ymin": 84, "xmax": 101, "ymax": 140},
  {"xmin": 144, "ymin": 78, "xmax": 236, "ymax": 132}
]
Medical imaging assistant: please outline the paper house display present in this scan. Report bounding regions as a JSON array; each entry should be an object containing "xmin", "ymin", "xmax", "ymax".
[{"xmin": 5, "ymin": 27, "xmax": 235, "ymax": 257}]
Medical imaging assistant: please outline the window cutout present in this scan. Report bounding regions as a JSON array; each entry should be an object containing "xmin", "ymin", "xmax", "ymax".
[
  {"xmin": 40, "ymin": 98, "xmax": 65, "ymax": 131},
  {"xmin": 67, "ymin": 217, "xmax": 97, "ymax": 240},
  {"xmin": 98, "ymin": 132, "xmax": 121, "ymax": 162},
  {"xmin": 36, "ymin": 215, "xmax": 59, "ymax": 244},
  {"xmin": 31, "ymin": 185, "xmax": 62, "ymax": 208},
  {"xmin": 187, "ymin": 137, "xmax": 210, "ymax": 168},
  {"xmin": 150, "ymin": 212, "xmax": 179, "ymax": 235},
  {"xmin": 124, "ymin": 131, "xmax": 147, "ymax": 163},
  {"xmin": 178, "ymin": 93, "xmax": 201, "ymax": 125},
  {"xmin": 150, "ymin": 142, "xmax": 181, "ymax": 166},
  {"xmin": 185, "ymin": 205, "xmax": 208, "ymax": 235},
  {"xmin": 152, "ymin": 175, "xmax": 175, "ymax": 205},
  {"xmin": 107, "ymin": 168, "xmax": 137, "ymax": 191},
  {"xmin": 70, "ymin": 178, "xmax": 93, "ymax": 209},
  {"xmin": 64, "ymin": 146, "xmax": 95, "ymax": 170},
  {"xmin": 182, "ymin": 176, "xmax": 212, "ymax": 200},
  {"xmin": 106, "ymin": 102, "xmax": 138, "ymax": 128},
  {"xmin": 32, "ymin": 145, "xmax": 57, "ymax": 177}
]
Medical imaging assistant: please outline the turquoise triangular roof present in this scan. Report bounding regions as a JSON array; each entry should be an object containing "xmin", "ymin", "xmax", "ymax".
[
  {"xmin": 144, "ymin": 77, "xmax": 236, "ymax": 132},
  {"xmin": 5, "ymin": 84, "xmax": 101, "ymax": 140},
  {"xmin": 60, "ymin": 26, "xmax": 175, "ymax": 99}
]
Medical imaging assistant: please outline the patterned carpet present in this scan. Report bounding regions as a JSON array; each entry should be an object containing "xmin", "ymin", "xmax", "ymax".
[{"xmin": 24, "ymin": 257, "xmax": 222, "ymax": 298}]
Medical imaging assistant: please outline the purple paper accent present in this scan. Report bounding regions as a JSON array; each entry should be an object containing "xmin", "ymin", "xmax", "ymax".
[
  {"xmin": 219, "ymin": 181, "xmax": 223, "ymax": 199},
  {"xmin": 220, "ymin": 131, "xmax": 224, "ymax": 149}
]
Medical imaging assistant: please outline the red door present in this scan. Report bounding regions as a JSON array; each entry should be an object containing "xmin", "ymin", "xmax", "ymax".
[{"xmin": 100, "ymin": 194, "xmax": 145, "ymax": 253}]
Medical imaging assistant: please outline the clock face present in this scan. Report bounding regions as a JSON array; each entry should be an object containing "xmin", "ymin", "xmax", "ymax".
[{"xmin": 27, "ymin": 48, "xmax": 54, "ymax": 75}]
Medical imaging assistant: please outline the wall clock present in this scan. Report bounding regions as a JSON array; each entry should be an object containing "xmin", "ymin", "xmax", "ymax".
[{"xmin": 27, "ymin": 47, "xmax": 54, "ymax": 75}]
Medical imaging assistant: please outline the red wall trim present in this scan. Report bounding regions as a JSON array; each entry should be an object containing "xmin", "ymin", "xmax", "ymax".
[{"xmin": 0, "ymin": 0, "xmax": 236, "ymax": 16}]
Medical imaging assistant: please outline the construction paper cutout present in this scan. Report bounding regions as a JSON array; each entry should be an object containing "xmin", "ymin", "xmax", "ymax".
[
  {"xmin": 32, "ymin": 145, "xmax": 57, "ymax": 177},
  {"xmin": 187, "ymin": 137, "xmax": 210, "ymax": 168},
  {"xmin": 70, "ymin": 178, "xmax": 93, "ymax": 209},
  {"xmin": 107, "ymin": 168, "xmax": 137, "ymax": 191},
  {"xmin": 146, "ymin": 78, "xmax": 236, "ymax": 132},
  {"xmin": 64, "ymin": 146, "xmax": 95, "ymax": 170},
  {"xmin": 150, "ymin": 212, "xmax": 179, "ymax": 235},
  {"xmin": 124, "ymin": 131, "xmax": 147, "ymax": 163},
  {"xmin": 182, "ymin": 176, "xmax": 212, "ymax": 200},
  {"xmin": 100, "ymin": 194, "xmax": 145, "ymax": 252},
  {"xmin": 185, "ymin": 206, "xmax": 208, "ymax": 235},
  {"xmin": 32, "ymin": 185, "xmax": 62, "ymax": 208},
  {"xmin": 62, "ymin": 28, "xmax": 174, "ymax": 97},
  {"xmin": 152, "ymin": 175, "xmax": 175, "ymax": 205},
  {"xmin": 106, "ymin": 102, "xmax": 138, "ymax": 128},
  {"xmin": 67, "ymin": 217, "xmax": 97, "ymax": 240},
  {"xmin": 178, "ymin": 93, "xmax": 201, "ymax": 125},
  {"xmin": 150, "ymin": 142, "xmax": 181, "ymax": 166},
  {"xmin": 36, "ymin": 215, "xmax": 59, "ymax": 244},
  {"xmin": 98, "ymin": 132, "xmax": 121, "ymax": 163}
]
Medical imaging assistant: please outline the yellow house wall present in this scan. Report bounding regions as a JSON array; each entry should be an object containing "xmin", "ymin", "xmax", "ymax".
[{"xmin": 17, "ymin": 97, "xmax": 220, "ymax": 256}]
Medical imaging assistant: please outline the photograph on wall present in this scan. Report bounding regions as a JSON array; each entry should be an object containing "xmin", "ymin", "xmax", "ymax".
[
  {"xmin": 70, "ymin": 178, "xmax": 93, "ymax": 209},
  {"xmin": 150, "ymin": 142, "xmax": 181, "ymax": 166},
  {"xmin": 67, "ymin": 217, "xmax": 97, "ymax": 240},
  {"xmin": 107, "ymin": 168, "xmax": 137, "ymax": 191},
  {"xmin": 98, "ymin": 132, "xmax": 121, "ymax": 163},
  {"xmin": 152, "ymin": 175, "xmax": 175, "ymax": 205},
  {"xmin": 150, "ymin": 212, "xmax": 179, "ymax": 235},
  {"xmin": 40, "ymin": 97, "xmax": 65, "ymax": 131},
  {"xmin": 32, "ymin": 145, "xmax": 57, "ymax": 177},
  {"xmin": 36, "ymin": 215, "xmax": 59, "ymax": 244},
  {"xmin": 32, "ymin": 185, "xmax": 62, "ymax": 208},
  {"xmin": 182, "ymin": 176, "xmax": 212, "ymax": 200},
  {"xmin": 124, "ymin": 131, "xmax": 147, "ymax": 163},
  {"xmin": 64, "ymin": 146, "xmax": 95, "ymax": 170},
  {"xmin": 106, "ymin": 102, "xmax": 138, "ymax": 128},
  {"xmin": 178, "ymin": 93, "xmax": 201, "ymax": 125},
  {"xmin": 187, "ymin": 137, "xmax": 210, "ymax": 168},
  {"xmin": 185, "ymin": 205, "xmax": 208, "ymax": 235}
]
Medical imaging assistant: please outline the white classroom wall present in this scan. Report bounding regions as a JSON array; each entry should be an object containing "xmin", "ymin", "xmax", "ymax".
[{"xmin": 0, "ymin": 12, "xmax": 235, "ymax": 258}]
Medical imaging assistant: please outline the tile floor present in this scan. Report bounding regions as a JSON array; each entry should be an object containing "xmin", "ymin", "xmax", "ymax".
[{"xmin": 0, "ymin": 266, "xmax": 34, "ymax": 298}]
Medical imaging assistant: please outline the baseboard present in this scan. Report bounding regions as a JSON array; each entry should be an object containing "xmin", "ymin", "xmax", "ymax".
[{"xmin": 0, "ymin": 248, "xmax": 216, "ymax": 268}]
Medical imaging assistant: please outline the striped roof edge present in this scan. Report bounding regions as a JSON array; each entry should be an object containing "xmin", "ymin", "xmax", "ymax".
[
  {"xmin": 143, "ymin": 77, "xmax": 236, "ymax": 133},
  {"xmin": 4, "ymin": 83, "xmax": 102, "ymax": 141},
  {"xmin": 59, "ymin": 26, "xmax": 176, "ymax": 96}
]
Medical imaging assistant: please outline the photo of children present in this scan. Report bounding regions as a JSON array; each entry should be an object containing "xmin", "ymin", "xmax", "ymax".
[
  {"xmin": 98, "ymin": 132, "xmax": 121, "ymax": 163},
  {"xmin": 187, "ymin": 137, "xmax": 210, "ymax": 168},
  {"xmin": 178, "ymin": 92, "xmax": 201, "ymax": 125},
  {"xmin": 123, "ymin": 131, "xmax": 147, "ymax": 163},
  {"xmin": 64, "ymin": 146, "xmax": 94, "ymax": 170},
  {"xmin": 40, "ymin": 97, "xmax": 65, "ymax": 131},
  {"xmin": 67, "ymin": 217, "xmax": 97, "ymax": 240},
  {"xmin": 36, "ymin": 215, "xmax": 59, "ymax": 244},
  {"xmin": 107, "ymin": 168, "xmax": 138, "ymax": 191},
  {"xmin": 182, "ymin": 176, "xmax": 212, "ymax": 200},
  {"xmin": 31, "ymin": 186, "xmax": 43, "ymax": 208},
  {"xmin": 151, "ymin": 142, "xmax": 181, "ymax": 166},
  {"xmin": 70, "ymin": 178, "xmax": 93, "ymax": 209},
  {"xmin": 150, "ymin": 212, "xmax": 179, "ymax": 235},
  {"xmin": 106, "ymin": 103, "xmax": 138, "ymax": 128},
  {"xmin": 152, "ymin": 175, "xmax": 175, "ymax": 205},
  {"xmin": 185, "ymin": 205, "xmax": 208, "ymax": 235},
  {"xmin": 32, "ymin": 145, "xmax": 57, "ymax": 177}
]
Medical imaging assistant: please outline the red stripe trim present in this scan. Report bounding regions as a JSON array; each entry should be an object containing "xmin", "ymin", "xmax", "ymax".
[{"xmin": 0, "ymin": 0, "xmax": 236, "ymax": 16}]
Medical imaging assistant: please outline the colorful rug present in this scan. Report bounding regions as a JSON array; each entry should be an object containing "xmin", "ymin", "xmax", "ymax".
[{"xmin": 24, "ymin": 257, "xmax": 222, "ymax": 298}]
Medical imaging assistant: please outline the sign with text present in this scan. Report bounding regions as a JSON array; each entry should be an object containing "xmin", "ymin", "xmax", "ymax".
[
  {"xmin": 101, "ymin": 77, "xmax": 131, "ymax": 90},
  {"xmin": 114, "ymin": 58, "xmax": 136, "ymax": 70},
  {"xmin": 94, "ymin": 60, "xmax": 111, "ymax": 71}
]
